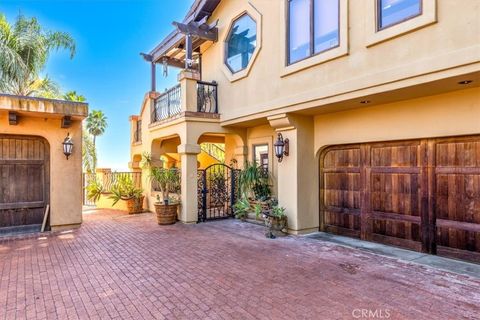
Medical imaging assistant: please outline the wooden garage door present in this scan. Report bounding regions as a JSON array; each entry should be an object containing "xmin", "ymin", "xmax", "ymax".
[
  {"xmin": 0, "ymin": 135, "xmax": 50, "ymax": 228},
  {"xmin": 320, "ymin": 136, "xmax": 480, "ymax": 263}
]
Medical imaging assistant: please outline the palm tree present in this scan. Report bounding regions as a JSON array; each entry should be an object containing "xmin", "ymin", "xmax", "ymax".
[
  {"xmin": 64, "ymin": 90, "xmax": 86, "ymax": 102},
  {"xmin": 82, "ymin": 129, "xmax": 97, "ymax": 173},
  {"xmin": 0, "ymin": 13, "xmax": 75, "ymax": 97},
  {"xmin": 86, "ymin": 110, "xmax": 107, "ymax": 147}
]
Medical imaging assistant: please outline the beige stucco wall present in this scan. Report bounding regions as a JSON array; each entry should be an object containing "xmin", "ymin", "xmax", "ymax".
[
  {"xmin": 133, "ymin": 0, "xmax": 479, "ymax": 230},
  {"xmin": 200, "ymin": 0, "xmax": 480, "ymax": 123},
  {"xmin": 314, "ymin": 87, "xmax": 480, "ymax": 152},
  {"xmin": 0, "ymin": 111, "xmax": 84, "ymax": 230},
  {"xmin": 283, "ymin": 87, "xmax": 480, "ymax": 232}
]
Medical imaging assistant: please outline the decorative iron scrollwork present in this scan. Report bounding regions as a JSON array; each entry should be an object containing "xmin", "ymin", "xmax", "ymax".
[{"xmin": 197, "ymin": 164, "xmax": 237, "ymax": 222}]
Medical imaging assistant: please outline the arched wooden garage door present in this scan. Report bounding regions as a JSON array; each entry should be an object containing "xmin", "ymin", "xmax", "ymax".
[
  {"xmin": 0, "ymin": 135, "xmax": 50, "ymax": 229},
  {"xmin": 320, "ymin": 136, "xmax": 480, "ymax": 263}
]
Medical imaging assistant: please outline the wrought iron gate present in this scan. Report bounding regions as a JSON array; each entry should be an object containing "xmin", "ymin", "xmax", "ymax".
[{"xmin": 198, "ymin": 164, "xmax": 238, "ymax": 222}]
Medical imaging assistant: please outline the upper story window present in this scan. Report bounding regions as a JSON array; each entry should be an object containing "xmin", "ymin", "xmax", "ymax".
[
  {"xmin": 225, "ymin": 14, "xmax": 257, "ymax": 73},
  {"xmin": 378, "ymin": 0, "xmax": 422, "ymax": 30},
  {"xmin": 288, "ymin": 0, "xmax": 340, "ymax": 65},
  {"xmin": 134, "ymin": 120, "xmax": 142, "ymax": 143}
]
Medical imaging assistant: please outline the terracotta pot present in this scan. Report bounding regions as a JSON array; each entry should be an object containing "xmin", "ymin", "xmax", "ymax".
[
  {"xmin": 126, "ymin": 196, "xmax": 144, "ymax": 214},
  {"xmin": 155, "ymin": 203, "xmax": 179, "ymax": 225},
  {"xmin": 264, "ymin": 215, "xmax": 287, "ymax": 237}
]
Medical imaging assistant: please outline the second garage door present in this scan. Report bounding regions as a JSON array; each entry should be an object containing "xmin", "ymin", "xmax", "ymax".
[{"xmin": 320, "ymin": 136, "xmax": 480, "ymax": 263}]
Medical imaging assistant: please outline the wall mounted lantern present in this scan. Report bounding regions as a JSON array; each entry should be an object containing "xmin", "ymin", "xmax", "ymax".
[
  {"xmin": 274, "ymin": 133, "xmax": 289, "ymax": 162},
  {"xmin": 62, "ymin": 133, "xmax": 73, "ymax": 160}
]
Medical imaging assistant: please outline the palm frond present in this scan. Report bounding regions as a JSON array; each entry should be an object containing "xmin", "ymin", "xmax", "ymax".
[
  {"xmin": 27, "ymin": 75, "xmax": 61, "ymax": 98},
  {"xmin": 47, "ymin": 31, "xmax": 76, "ymax": 59}
]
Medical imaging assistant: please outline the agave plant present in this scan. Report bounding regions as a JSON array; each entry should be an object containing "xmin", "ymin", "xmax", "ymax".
[
  {"xmin": 109, "ymin": 175, "xmax": 143, "ymax": 206},
  {"xmin": 233, "ymin": 198, "xmax": 251, "ymax": 220},
  {"xmin": 85, "ymin": 177, "xmax": 104, "ymax": 202}
]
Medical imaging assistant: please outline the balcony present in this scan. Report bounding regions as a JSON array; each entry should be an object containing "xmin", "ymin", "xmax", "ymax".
[{"xmin": 150, "ymin": 71, "xmax": 218, "ymax": 125}]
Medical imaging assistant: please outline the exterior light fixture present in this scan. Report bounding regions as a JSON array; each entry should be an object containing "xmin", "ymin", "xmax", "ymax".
[
  {"xmin": 458, "ymin": 80, "xmax": 473, "ymax": 85},
  {"xmin": 274, "ymin": 133, "xmax": 289, "ymax": 162},
  {"xmin": 62, "ymin": 133, "xmax": 73, "ymax": 160}
]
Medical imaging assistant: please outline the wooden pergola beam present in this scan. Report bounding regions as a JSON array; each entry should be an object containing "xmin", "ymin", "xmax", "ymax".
[
  {"xmin": 172, "ymin": 20, "xmax": 218, "ymax": 42},
  {"xmin": 8, "ymin": 112, "xmax": 18, "ymax": 125}
]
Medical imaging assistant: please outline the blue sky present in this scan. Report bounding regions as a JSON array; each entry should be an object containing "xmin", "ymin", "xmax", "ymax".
[{"xmin": 1, "ymin": 0, "xmax": 193, "ymax": 170}]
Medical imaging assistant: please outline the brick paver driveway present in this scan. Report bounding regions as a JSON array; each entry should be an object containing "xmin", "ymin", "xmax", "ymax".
[{"xmin": 1, "ymin": 209, "xmax": 479, "ymax": 320}]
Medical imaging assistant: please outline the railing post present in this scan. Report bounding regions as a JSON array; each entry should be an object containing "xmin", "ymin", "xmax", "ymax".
[
  {"xmin": 167, "ymin": 90, "xmax": 171, "ymax": 118},
  {"xmin": 178, "ymin": 70, "xmax": 200, "ymax": 112},
  {"xmin": 213, "ymin": 81, "xmax": 218, "ymax": 113},
  {"xmin": 230, "ymin": 168, "xmax": 235, "ymax": 216}
]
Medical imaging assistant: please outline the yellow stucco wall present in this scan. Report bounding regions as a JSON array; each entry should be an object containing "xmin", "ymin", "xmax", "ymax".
[
  {"xmin": 130, "ymin": 0, "xmax": 479, "ymax": 230},
  {"xmin": 286, "ymin": 87, "xmax": 480, "ymax": 232},
  {"xmin": 200, "ymin": 0, "xmax": 480, "ymax": 123},
  {"xmin": 314, "ymin": 87, "xmax": 480, "ymax": 152},
  {"xmin": 0, "ymin": 111, "xmax": 84, "ymax": 230}
]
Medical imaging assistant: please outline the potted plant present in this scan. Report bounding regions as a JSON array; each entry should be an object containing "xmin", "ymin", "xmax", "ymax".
[
  {"xmin": 264, "ymin": 203, "xmax": 287, "ymax": 238},
  {"xmin": 238, "ymin": 161, "xmax": 271, "ymax": 203},
  {"xmin": 109, "ymin": 175, "xmax": 144, "ymax": 214},
  {"xmin": 233, "ymin": 198, "xmax": 251, "ymax": 221},
  {"xmin": 150, "ymin": 167, "xmax": 180, "ymax": 225}
]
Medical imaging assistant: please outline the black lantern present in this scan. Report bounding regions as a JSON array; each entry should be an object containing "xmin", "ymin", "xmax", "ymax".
[
  {"xmin": 274, "ymin": 133, "xmax": 289, "ymax": 162},
  {"xmin": 62, "ymin": 133, "xmax": 73, "ymax": 160}
]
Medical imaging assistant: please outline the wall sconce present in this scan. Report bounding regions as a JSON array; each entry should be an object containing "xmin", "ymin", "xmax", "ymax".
[
  {"xmin": 62, "ymin": 133, "xmax": 73, "ymax": 160},
  {"xmin": 274, "ymin": 133, "xmax": 289, "ymax": 162}
]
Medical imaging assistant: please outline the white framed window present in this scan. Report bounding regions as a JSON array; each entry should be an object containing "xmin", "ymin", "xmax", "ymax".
[
  {"xmin": 281, "ymin": 0, "xmax": 348, "ymax": 77},
  {"xmin": 378, "ymin": 0, "xmax": 422, "ymax": 30},
  {"xmin": 288, "ymin": 0, "xmax": 340, "ymax": 65},
  {"xmin": 366, "ymin": 0, "xmax": 437, "ymax": 47}
]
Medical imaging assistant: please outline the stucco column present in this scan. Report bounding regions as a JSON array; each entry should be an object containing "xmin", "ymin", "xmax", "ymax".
[
  {"xmin": 178, "ymin": 70, "xmax": 200, "ymax": 113},
  {"xmin": 268, "ymin": 114, "xmax": 318, "ymax": 234},
  {"xmin": 178, "ymin": 143, "xmax": 201, "ymax": 223}
]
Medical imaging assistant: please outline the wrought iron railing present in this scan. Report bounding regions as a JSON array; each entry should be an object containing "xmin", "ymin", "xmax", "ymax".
[
  {"xmin": 82, "ymin": 173, "xmax": 96, "ymax": 206},
  {"xmin": 102, "ymin": 172, "xmax": 142, "ymax": 193},
  {"xmin": 201, "ymin": 143, "xmax": 225, "ymax": 162},
  {"xmin": 133, "ymin": 120, "xmax": 142, "ymax": 143},
  {"xmin": 151, "ymin": 84, "xmax": 182, "ymax": 123},
  {"xmin": 197, "ymin": 81, "xmax": 218, "ymax": 113}
]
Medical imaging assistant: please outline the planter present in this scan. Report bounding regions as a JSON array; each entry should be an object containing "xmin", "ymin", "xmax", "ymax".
[
  {"xmin": 155, "ymin": 203, "xmax": 179, "ymax": 225},
  {"xmin": 264, "ymin": 215, "xmax": 287, "ymax": 238},
  {"xmin": 125, "ymin": 196, "xmax": 144, "ymax": 214}
]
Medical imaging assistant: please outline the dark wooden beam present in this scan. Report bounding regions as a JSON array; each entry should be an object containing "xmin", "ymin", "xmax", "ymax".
[
  {"xmin": 151, "ymin": 62, "xmax": 156, "ymax": 92},
  {"xmin": 158, "ymin": 56, "xmax": 198, "ymax": 70},
  {"xmin": 61, "ymin": 116, "xmax": 72, "ymax": 128},
  {"xmin": 172, "ymin": 20, "xmax": 218, "ymax": 42},
  {"xmin": 185, "ymin": 34, "xmax": 193, "ymax": 69},
  {"xmin": 140, "ymin": 53, "xmax": 153, "ymax": 62},
  {"xmin": 8, "ymin": 112, "xmax": 18, "ymax": 125}
]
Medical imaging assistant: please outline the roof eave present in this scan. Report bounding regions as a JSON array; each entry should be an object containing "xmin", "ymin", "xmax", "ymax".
[{"xmin": 146, "ymin": 0, "xmax": 221, "ymax": 62}]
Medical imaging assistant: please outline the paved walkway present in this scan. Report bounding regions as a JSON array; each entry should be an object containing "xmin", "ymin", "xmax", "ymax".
[{"xmin": 1, "ymin": 210, "xmax": 479, "ymax": 320}]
